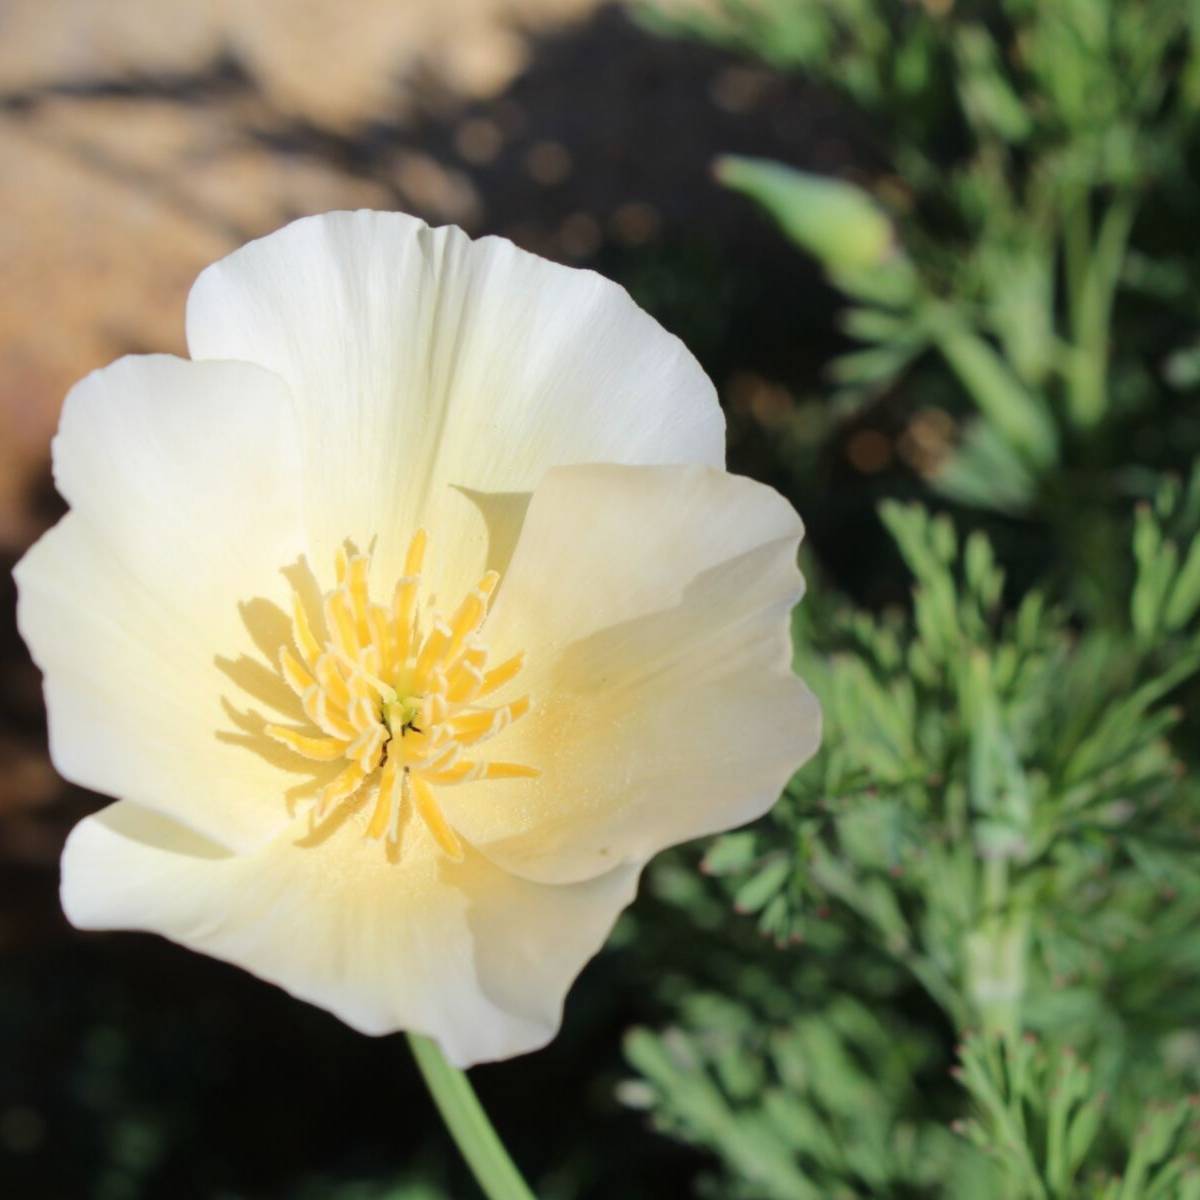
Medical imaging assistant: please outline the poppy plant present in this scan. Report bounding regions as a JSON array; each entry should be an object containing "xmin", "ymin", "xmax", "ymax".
[{"xmin": 15, "ymin": 211, "xmax": 821, "ymax": 1071}]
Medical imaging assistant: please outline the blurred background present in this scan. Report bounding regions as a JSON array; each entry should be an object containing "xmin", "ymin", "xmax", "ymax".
[{"xmin": 7, "ymin": 1, "xmax": 1200, "ymax": 1197}]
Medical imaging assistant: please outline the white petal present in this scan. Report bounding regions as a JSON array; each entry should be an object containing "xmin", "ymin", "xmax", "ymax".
[
  {"xmin": 441, "ymin": 463, "xmax": 822, "ymax": 884},
  {"xmin": 61, "ymin": 800, "xmax": 641, "ymax": 1067},
  {"xmin": 15, "ymin": 355, "xmax": 307, "ymax": 852},
  {"xmin": 185, "ymin": 210, "xmax": 725, "ymax": 602}
]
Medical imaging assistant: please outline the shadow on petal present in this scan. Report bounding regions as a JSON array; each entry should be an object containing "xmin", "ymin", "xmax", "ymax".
[
  {"xmin": 215, "ymin": 650, "xmax": 302, "ymax": 719},
  {"xmin": 547, "ymin": 535, "xmax": 801, "ymax": 694},
  {"xmin": 294, "ymin": 790, "xmax": 370, "ymax": 848},
  {"xmin": 282, "ymin": 556, "xmax": 328, "ymax": 637},
  {"xmin": 238, "ymin": 595, "xmax": 294, "ymax": 663},
  {"xmin": 93, "ymin": 801, "xmax": 233, "ymax": 861},
  {"xmin": 454, "ymin": 486, "xmax": 533, "ymax": 581},
  {"xmin": 212, "ymin": 555, "xmax": 346, "ymax": 816}
]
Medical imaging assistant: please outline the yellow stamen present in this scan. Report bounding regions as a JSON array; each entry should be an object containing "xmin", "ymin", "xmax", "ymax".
[
  {"xmin": 478, "ymin": 652, "xmax": 526, "ymax": 698},
  {"xmin": 392, "ymin": 530, "xmax": 426, "ymax": 663},
  {"xmin": 318, "ymin": 762, "xmax": 366, "ymax": 817},
  {"xmin": 412, "ymin": 774, "xmax": 464, "ymax": 860},
  {"xmin": 278, "ymin": 646, "xmax": 315, "ymax": 698},
  {"xmin": 450, "ymin": 696, "xmax": 531, "ymax": 744},
  {"xmin": 347, "ymin": 723, "xmax": 387, "ymax": 774},
  {"xmin": 405, "ymin": 528, "xmax": 428, "ymax": 575},
  {"xmin": 325, "ymin": 589, "xmax": 360, "ymax": 658},
  {"xmin": 292, "ymin": 592, "xmax": 322, "ymax": 669},
  {"xmin": 348, "ymin": 695, "xmax": 380, "ymax": 734},
  {"xmin": 260, "ymin": 534, "xmax": 532, "ymax": 860},
  {"xmin": 481, "ymin": 762, "xmax": 541, "ymax": 780},
  {"xmin": 314, "ymin": 653, "xmax": 352, "ymax": 712},
  {"xmin": 333, "ymin": 649, "xmax": 395, "ymax": 703},
  {"xmin": 367, "ymin": 756, "xmax": 400, "ymax": 840},
  {"xmin": 414, "ymin": 619, "xmax": 452, "ymax": 687},
  {"xmin": 264, "ymin": 725, "xmax": 346, "ymax": 761},
  {"xmin": 444, "ymin": 571, "xmax": 499, "ymax": 663},
  {"xmin": 445, "ymin": 649, "xmax": 487, "ymax": 703},
  {"xmin": 423, "ymin": 759, "xmax": 540, "ymax": 785},
  {"xmin": 368, "ymin": 605, "xmax": 393, "ymax": 678},
  {"xmin": 303, "ymin": 686, "xmax": 357, "ymax": 741}
]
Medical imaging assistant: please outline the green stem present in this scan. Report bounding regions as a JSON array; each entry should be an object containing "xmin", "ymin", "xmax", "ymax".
[
  {"xmin": 931, "ymin": 312, "xmax": 1058, "ymax": 468},
  {"xmin": 1063, "ymin": 189, "xmax": 1092, "ymax": 341},
  {"xmin": 1067, "ymin": 193, "xmax": 1136, "ymax": 429},
  {"xmin": 408, "ymin": 1033, "xmax": 538, "ymax": 1200}
]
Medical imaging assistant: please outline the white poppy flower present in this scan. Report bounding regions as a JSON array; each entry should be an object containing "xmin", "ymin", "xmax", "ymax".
[{"xmin": 14, "ymin": 211, "xmax": 821, "ymax": 1067}]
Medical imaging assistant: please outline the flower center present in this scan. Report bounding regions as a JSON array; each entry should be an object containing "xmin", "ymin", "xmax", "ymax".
[{"xmin": 263, "ymin": 530, "xmax": 535, "ymax": 859}]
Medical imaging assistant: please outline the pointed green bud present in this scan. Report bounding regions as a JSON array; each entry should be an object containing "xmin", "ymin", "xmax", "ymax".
[{"xmin": 715, "ymin": 155, "xmax": 896, "ymax": 272}]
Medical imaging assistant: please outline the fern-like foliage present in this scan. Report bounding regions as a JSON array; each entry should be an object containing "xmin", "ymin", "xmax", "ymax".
[{"xmin": 626, "ymin": 481, "xmax": 1200, "ymax": 1198}]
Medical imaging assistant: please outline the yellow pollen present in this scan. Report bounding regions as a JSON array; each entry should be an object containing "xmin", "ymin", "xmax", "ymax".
[{"xmin": 263, "ymin": 532, "xmax": 536, "ymax": 858}]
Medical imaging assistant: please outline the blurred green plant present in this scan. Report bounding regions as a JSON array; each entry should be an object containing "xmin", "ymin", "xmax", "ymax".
[
  {"xmin": 624, "ymin": 472, "xmax": 1200, "ymax": 1197},
  {"xmin": 292, "ymin": 1176, "xmax": 447, "ymax": 1200},
  {"xmin": 618, "ymin": 3, "xmax": 1200, "ymax": 1195},
  {"xmin": 641, "ymin": 0, "xmax": 1200, "ymax": 611}
]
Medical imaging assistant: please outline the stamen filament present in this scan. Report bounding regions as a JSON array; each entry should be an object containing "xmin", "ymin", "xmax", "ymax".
[
  {"xmin": 303, "ymin": 686, "xmax": 358, "ymax": 741},
  {"xmin": 291, "ymin": 592, "xmax": 322, "ymax": 669},
  {"xmin": 319, "ymin": 762, "xmax": 367, "ymax": 817},
  {"xmin": 392, "ymin": 529, "xmax": 427, "ymax": 663},
  {"xmin": 326, "ymin": 589, "xmax": 361, "ymax": 658},
  {"xmin": 412, "ymin": 774, "xmax": 464, "ymax": 860},
  {"xmin": 264, "ymin": 725, "xmax": 346, "ymax": 761},
  {"xmin": 443, "ymin": 572, "xmax": 499, "ymax": 664},
  {"xmin": 478, "ymin": 652, "xmax": 526, "ymax": 699},
  {"xmin": 347, "ymin": 554, "xmax": 372, "ymax": 643},
  {"xmin": 414, "ymin": 619, "xmax": 452, "ymax": 687},
  {"xmin": 368, "ymin": 756, "xmax": 400, "ymax": 840},
  {"xmin": 278, "ymin": 646, "xmax": 315, "ymax": 698},
  {"xmin": 315, "ymin": 653, "xmax": 353, "ymax": 711},
  {"xmin": 332, "ymin": 648, "xmax": 396, "ymax": 704}
]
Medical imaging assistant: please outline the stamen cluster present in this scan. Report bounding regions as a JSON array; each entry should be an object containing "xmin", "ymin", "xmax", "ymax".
[{"xmin": 265, "ymin": 531, "xmax": 534, "ymax": 859}]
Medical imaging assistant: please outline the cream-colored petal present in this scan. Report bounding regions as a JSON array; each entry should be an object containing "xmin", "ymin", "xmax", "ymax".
[
  {"xmin": 61, "ymin": 800, "xmax": 641, "ymax": 1067},
  {"xmin": 185, "ymin": 210, "xmax": 725, "ymax": 604},
  {"xmin": 15, "ymin": 355, "xmax": 307, "ymax": 852},
  {"xmin": 440, "ymin": 463, "xmax": 822, "ymax": 885}
]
